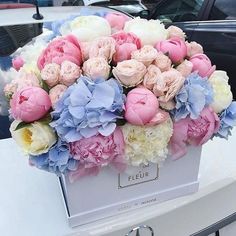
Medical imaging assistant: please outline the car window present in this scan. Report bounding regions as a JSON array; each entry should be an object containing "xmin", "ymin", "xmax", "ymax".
[
  {"xmin": 153, "ymin": 0, "xmax": 204, "ymax": 23},
  {"xmin": 209, "ymin": 0, "xmax": 236, "ymax": 20}
]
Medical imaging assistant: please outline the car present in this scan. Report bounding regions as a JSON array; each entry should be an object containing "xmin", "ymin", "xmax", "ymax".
[
  {"xmin": 61, "ymin": 0, "xmax": 149, "ymax": 18},
  {"xmin": 151, "ymin": 0, "xmax": 236, "ymax": 98}
]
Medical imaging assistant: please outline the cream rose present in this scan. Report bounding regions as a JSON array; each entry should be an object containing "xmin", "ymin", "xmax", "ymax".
[
  {"xmin": 83, "ymin": 57, "xmax": 111, "ymax": 80},
  {"xmin": 60, "ymin": 16, "xmax": 111, "ymax": 42},
  {"xmin": 10, "ymin": 120, "xmax": 57, "ymax": 156},
  {"xmin": 143, "ymin": 65, "xmax": 162, "ymax": 90},
  {"xmin": 209, "ymin": 70, "xmax": 233, "ymax": 113},
  {"xmin": 153, "ymin": 52, "xmax": 172, "ymax": 72},
  {"xmin": 112, "ymin": 59, "xmax": 146, "ymax": 87},
  {"xmin": 41, "ymin": 63, "xmax": 61, "ymax": 87},
  {"xmin": 131, "ymin": 45, "xmax": 158, "ymax": 67},
  {"xmin": 167, "ymin": 25, "xmax": 186, "ymax": 40},
  {"xmin": 124, "ymin": 18, "xmax": 167, "ymax": 46}
]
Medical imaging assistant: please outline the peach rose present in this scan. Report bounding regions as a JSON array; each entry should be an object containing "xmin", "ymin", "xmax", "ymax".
[
  {"xmin": 112, "ymin": 59, "xmax": 146, "ymax": 87},
  {"xmin": 89, "ymin": 36, "xmax": 116, "ymax": 62},
  {"xmin": 176, "ymin": 60, "xmax": 193, "ymax": 77},
  {"xmin": 80, "ymin": 41, "xmax": 91, "ymax": 61},
  {"xmin": 131, "ymin": 45, "xmax": 158, "ymax": 67},
  {"xmin": 83, "ymin": 57, "xmax": 111, "ymax": 80},
  {"xmin": 41, "ymin": 63, "xmax": 60, "ymax": 87},
  {"xmin": 153, "ymin": 69, "xmax": 185, "ymax": 102},
  {"xmin": 153, "ymin": 52, "xmax": 172, "ymax": 72},
  {"xmin": 143, "ymin": 65, "xmax": 162, "ymax": 90},
  {"xmin": 49, "ymin": 84, "xmax": 67, "ymax": 109},
  {"xmin": 186, "ymin": 41, "xmax": 203, "ymax": 58},
  {"xmin": 167, "ymin": 26, "xmax": 186, "ymax": 40},
  {"xmin": 60, "ymin": 61, "xmax": 81, "ymax": 86}
]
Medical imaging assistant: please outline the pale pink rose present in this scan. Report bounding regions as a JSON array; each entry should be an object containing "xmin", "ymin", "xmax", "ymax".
[
  {"xmin": 170, "ymin": 107, "xmax": 220, "ymax": 159},
  {"xmin": 60, "ymin": 61, "xmax": 81, "ymax": 86},
  {"xmin": 167, "ymin": 26, "xmax": 186, "ymax": 40},
  {"xmin": 131, "ymin": 45, "xmax": 158, "ymax": 67},
  {"xmin": 37, "ymin": 35, "xmax": 82, "ymax": 70},
  {"xmin": 189, "ymin": 53, "xmax": 216, "ymax": 78},
  {"xmin": 10, "ymin": 87, "xmax": 51, "ymax": 122},
  {"xmin": 153, "ymin": 69, "xmax": 185, "ymax": 102},
  {"xmin": 12, "ymin": 56, "xmax": 24, "ymax": 71},
  {"xmin": 176, "ymin": 60, "xmax": 193, "ymax": 77},
  {"xmin": 125, "ymin": 87, "xmax": 159, "ymax": 125},
  {"xmin": 112, "ymin": 59, "xmax": 146, "ymax": 87},
  {"xmin": 49, "ymin": 84, "xmax": 67, "ymax": 109},
  {"xmin": 155, "ymin": 37, "xmax": 187, "ymax": 63},
  {"xmin": 105, "ymin": 13, "xmax": 130, "ymax": 32},
  {"xmin": 16, "ymin": 72, "xmax": 41, "ymax": 91},
  {"xmin": 89, "ymin": 36, "xmax": 116, "ymax": 61},
  {"xmin": 153, "ymin": 52, "xmax": 172, "ymax": 72},
  {"xmin": 69, "ymin": 127, "xmax": 126, "ymax": 181},
  {"xmin": 186, "ymin": 41, "xmax": 203, "ymax": 58},
  {"xmin": 83, "ymin": 57, "xmax": 110, "ymax": 80},
  {"xmin": 143, "ymin": 65, "xmax": 162, "ymax": 90},
  {"xmin": 41, "ymin": 63, "xmax": 60, "ymax": 87},
  {"xmin": 80, "ymin": 41, "xmax": 91, "ymax": 61},
  {"xmin": 112, "ymin": 31, "xmax": 141, "ymax": 63}
]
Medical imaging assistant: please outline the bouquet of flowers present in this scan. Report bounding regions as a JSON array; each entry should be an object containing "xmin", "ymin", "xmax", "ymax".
[{"xmin": 3, "ymin": 11, "xmax": 236, "ymax": 182}]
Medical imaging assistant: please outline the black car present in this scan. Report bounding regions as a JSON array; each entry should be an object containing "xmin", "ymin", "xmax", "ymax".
[
  {"xmin": 151, "ymin": 0, "xmax": 236, "ymax": 98},
  {"xmin": 62, "ymin": 0, "xmax": 149, "ymax": 18}
]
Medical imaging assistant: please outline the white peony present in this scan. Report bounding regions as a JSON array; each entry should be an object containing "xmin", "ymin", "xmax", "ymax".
[
  {"xmin": 60, "ymin": 16, "xmax": 111, "ymax": 42},
  {"xmin": 209, "ymin": 70, "xmax": 233, "ymax": 113},
  {"xmin": 124, "ymin": 17, "xmax": 167, "ymax": 46},
  {"xmin": 10, "ymin": 120, "xmax": 57, "ymax": 156},
  {"xmin": 122, "ymin": 118, "xmax": 173, "ymax": 166}
]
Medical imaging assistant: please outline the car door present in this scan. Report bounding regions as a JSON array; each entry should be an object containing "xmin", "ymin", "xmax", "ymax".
[{"xmin": 190, "ymin": 0, "xmax": 236, "ymax": 98}]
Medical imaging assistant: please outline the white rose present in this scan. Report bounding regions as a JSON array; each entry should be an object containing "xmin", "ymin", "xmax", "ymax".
[
  {"xmin": 124, "ymin": 17, "xmax": 167, "ymax": 46},
  {"xmin": 60, "ymin": 16, "xmax": 111, "ymax": 42},
  {"xmin": 209, "ymin": 70, "xmax": 233, "ymax": 113},
  {"xmin": 10, "ymin": 120, "xmax": 57, "ymax": 156}
]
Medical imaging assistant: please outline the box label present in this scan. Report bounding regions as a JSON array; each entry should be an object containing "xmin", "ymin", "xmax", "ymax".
[{"xmin": 118, "ymin": 163, "xmax": 159, "ymax": 188}]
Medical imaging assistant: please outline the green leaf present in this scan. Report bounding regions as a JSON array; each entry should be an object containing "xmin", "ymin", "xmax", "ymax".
[{"xmin": 14, "ymin": 121, "xmax": 30, "ymax": 131}]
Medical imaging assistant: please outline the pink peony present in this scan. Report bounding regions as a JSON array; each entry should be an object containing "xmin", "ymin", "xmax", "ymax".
[
  {"xmin": 112, "ymin": 31, "xmax": 141, "ymax": 63},
  {"xmin": 125, "ymin": 87, "xmax": 159, "ymax": 125},
  {"xmin": 167, "ymin": 26, "xmax": 186, "ymax": 40},
  {"xmin": 10, "ymin": 87, "xmax": 51, "ymax": 122},
  {"xmin": 60, "ymin": 60, "xmax": 81, "ymax": 86},
  {"xmin": 170, "ymin": 107, "xmax": 220, "ymax": 159},
  {"xmin": 143, "ymin": 65, "xmax": 162, "ymax": 90},
  {"xmin": 49, "ymin": 84, "xmax": 67, "ymax": 109},
  {"xmin": 105, "ymin": 13, "xmax": 130, "ymax": 32},
  {"xmin": 12, "ymin": 56, "xmax": 24, "ymax": 71},
  {"xmin": 69, "ymin": 128, "xmax": 126, "ymax": 180},
  {"xmin": 89, "ymin": 36, "xmax": 116, "ymax": 61},
  {"xmin": 186, "ymin": 41, "xmax": 204, "ymax": 58},
  {"xmin": 155, "ymin": 37, "xmax": 187, "ymax": 63},
  {"xmin": 41, "ymin": 63, "xmax": 61, "ymax": 87},
  {"xmin": 153, "ymin": 69, "xmax": 185, "ymax": 103},
  {"xmin": 83, "ymin": 57, "xmax": 111, "ymax": 80},
  {"xmin": 37, "ymin": 35, "xmax": 82, "ymax": 70},
  {"xmin": 112, "ymin": 59, "xmax": 146, "ymax": 87},
  {"xmin": 189, "ymin": 53, "xmax": 216, "ymax": 78},
  {"xmin": 131, "ymin": 45, "xmax": 158, "ymax": 67},
  {"xmin": 153, "ymin": 52, "xmax": 172, "ymax": 72},
  {"xmin": 176, "ymin": 60, "xmax": 193, "ymax": 77}
]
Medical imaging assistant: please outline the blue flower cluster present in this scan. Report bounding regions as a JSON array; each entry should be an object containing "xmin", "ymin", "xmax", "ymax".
[
  {"xmin": 29, "ymin": 140, "xmax": 78, "ymax": 176},
  {"xmin": 215, "ymin": 102, "xmax": 236, "ymax": 139},
  {"xmin": 173, "ymin": 73, "xmax": 213, "ymax": 120},
  {"xmin": 50, "ymin": 77, "xmax": 125, "ymax": 142}
]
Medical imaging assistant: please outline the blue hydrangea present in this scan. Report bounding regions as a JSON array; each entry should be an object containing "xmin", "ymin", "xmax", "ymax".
[
  {"xmin": 50, "ymin": 77, "xmax": 125, "ymax": 142},
  {"xmin": 215, "ymin": 102, "xmax": 236, "ymax": 139},
  {"xmin": 29, "ymin": 140, "xmax": 78, "ymax": 176},
  {"xmin": 173, "ymin": 73, "xmax": 213, "ymax": 120}
]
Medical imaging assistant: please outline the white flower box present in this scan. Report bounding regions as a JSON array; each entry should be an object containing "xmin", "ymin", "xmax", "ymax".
[{"xmin": 59, "ymin": 146, "xmax": 201, "ymax": 227}]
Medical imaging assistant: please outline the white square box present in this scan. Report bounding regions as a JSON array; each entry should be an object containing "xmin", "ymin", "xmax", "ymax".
[{"xmin": 59, "ymin": 146, "xmax": 202, "ymax": 227}]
